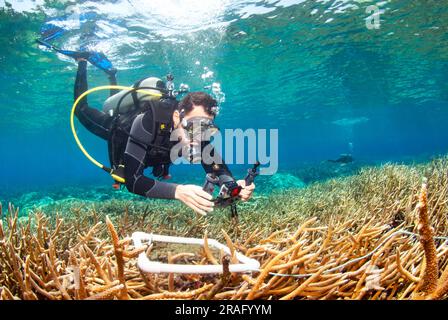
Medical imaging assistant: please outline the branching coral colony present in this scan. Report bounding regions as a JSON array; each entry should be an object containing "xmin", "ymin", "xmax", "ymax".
[{"xmin": 1, "ymin": 158, "xmax": 448, "ymax": 300}]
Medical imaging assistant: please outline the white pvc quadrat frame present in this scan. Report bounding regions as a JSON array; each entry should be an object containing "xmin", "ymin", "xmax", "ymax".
[{"xmin": 132, "ymin": 232, "xmax": 260, "ymax": 274}]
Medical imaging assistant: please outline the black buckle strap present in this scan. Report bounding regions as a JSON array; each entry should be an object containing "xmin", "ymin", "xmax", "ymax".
[{"xmin": 116, "ymin": 126, "xmax": 170, "ymax": 152}]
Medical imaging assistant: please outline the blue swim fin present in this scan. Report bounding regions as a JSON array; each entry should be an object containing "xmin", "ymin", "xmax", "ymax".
[
  {"xmin": 85, "ymin": 51, "xmax": 116, "ymax": 76},
  {"xmin": 36, "ymin": 39, "xmax": 116, "ymax": 76},
  {"xmin": 40, "ymin": 21, "xmax": 65, "ymax": 42}
]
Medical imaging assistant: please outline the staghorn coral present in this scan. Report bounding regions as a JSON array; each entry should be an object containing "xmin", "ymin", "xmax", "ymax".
[
  {"xmin": 413, "ymin": 180, "xmax": 439, "ymax": 296},
  {"xmin": 1, "ymin": 157, "xmax": 448, "ymax": 300},
  {"xmin": 412, "ymin": 180, "xmax": 448, "ymax": 300}
]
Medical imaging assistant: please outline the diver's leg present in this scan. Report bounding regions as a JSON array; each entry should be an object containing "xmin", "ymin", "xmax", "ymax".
[{"xmin": 74, "ymin": 60, "xmax": 113, "ymax": 140}]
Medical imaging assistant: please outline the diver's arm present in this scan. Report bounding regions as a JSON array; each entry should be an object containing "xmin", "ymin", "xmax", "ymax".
[
  {"xmin": 123, "ymin": 153, "xmax": 179, "ymax": 199},
  {"xmin": 124, "ymin": 113, "xmax": 179, "ymax": 199}
]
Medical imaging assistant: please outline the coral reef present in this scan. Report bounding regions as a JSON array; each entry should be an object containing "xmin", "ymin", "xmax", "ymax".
[
  {"xmin": 1, "ymin": 157, "xmax": 448, "ymax": 300},
  {"xmin": 260, "ymin": 172, "xmax": 306, "ymax": 191}
]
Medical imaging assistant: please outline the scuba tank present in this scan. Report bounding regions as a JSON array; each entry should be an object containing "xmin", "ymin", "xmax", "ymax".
[
  {"xmin": 72, "ymin": 73, "xmax": 187, "ymax": 187},
  {"xmin": 105, "ymin": 75, "xmax": 179, "ymax": 186},
  {"xmin": 102, "ymin": 77, "xmax": 167, "ymax": 116}
]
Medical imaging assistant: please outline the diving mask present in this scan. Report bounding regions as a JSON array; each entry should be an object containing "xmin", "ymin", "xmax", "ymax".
[{"xmin": 181, "ymin": 117, "xmax": 218, "ymax": 135}]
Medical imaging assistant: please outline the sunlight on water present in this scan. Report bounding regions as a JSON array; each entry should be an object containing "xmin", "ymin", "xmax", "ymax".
[{"xmin": 127, "ymin": 0, "xmax": 230, "ymax": 32}]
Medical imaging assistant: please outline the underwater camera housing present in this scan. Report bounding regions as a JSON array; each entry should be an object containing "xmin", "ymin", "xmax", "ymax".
[
  {"xmin": 203, "ymin": 165, "xmax": 241, "ymax": 208},
  {"xmin": 215, "ymin": 180, "xmax": 242, "ymax": 207},
  {"xmin": 203, "ymin": 162, "xmax": 260, "ymax": 211}
]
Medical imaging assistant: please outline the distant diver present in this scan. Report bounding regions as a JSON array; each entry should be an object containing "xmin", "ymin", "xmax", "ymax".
[{"xmin": 328, "ymin": 154, "xmax": 354, "ymax": 165}]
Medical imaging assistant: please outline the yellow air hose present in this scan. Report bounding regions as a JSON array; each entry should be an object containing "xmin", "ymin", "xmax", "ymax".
[{"xmin": 71, "ymin": 85, "xmax": 163, "ymax": 183}]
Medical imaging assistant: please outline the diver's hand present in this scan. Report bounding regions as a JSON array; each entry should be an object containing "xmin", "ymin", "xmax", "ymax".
[
  {"xmin": 175, "ymin": 184, "xmax": 214, "ymax": 216},
  {"xmin": 237, "ymin": 180, "xmax": 255, "ymax": 201}
]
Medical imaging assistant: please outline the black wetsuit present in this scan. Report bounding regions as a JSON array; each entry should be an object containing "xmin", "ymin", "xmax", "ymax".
[{"xmin": 74, "ymin": 61, "xmax": 233, "ymax": 199}]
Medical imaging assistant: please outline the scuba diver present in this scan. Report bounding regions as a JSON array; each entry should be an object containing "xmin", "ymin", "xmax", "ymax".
[
  {"xmin": 328, "ymin": 154, "xmax": 354, "ymax": 165},
  {"xmin": 73, "ymin": 57, "xmax": 255, "ymax": 216}
]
